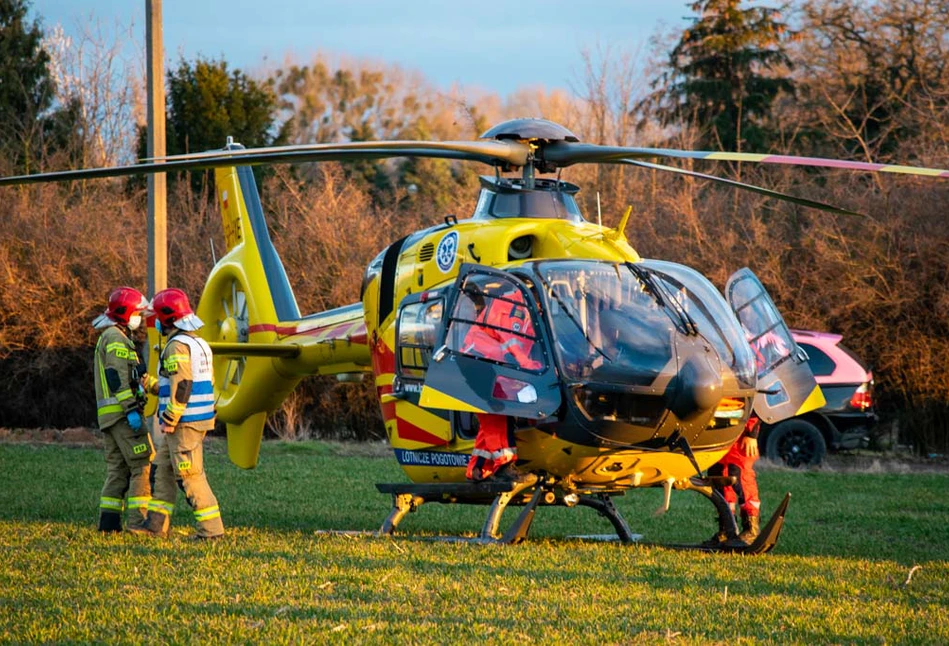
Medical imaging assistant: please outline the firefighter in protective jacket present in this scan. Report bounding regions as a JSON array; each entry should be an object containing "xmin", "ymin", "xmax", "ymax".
[
  {"xmin": 131, "ymin": 288, "xmax": 224, "ymax": 540},
  {"xmin": 92, "ymin": 286, "xmax": 154, "ymax": 532},
  {"xmin": 462, "ymin": 285, "xmax": 540, "ymax": 483}
]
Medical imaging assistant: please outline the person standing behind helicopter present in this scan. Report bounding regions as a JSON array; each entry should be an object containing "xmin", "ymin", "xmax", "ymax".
[
  {"xmin": 462, "ymin": 285, "xmax": 540, "ymax": 484},
  {"xmin": 705, "ymin": 330, "xmax": 789, "ymax": 546},
  {"xmin": 706, "ymin": 414, "xmax": 762, "ymax": 546},
  {"xmin": 92, "ymin": 287, "xmax": 155, "ymax": 532},
  {"xmin": 130, "ymin": 288, "xmax": 224, "ymax": 541}
]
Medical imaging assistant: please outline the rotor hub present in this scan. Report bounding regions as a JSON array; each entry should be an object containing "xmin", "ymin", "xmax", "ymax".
[{"xmin": 480, "ymin": 118, "xmax": 579, "ymax": 144}]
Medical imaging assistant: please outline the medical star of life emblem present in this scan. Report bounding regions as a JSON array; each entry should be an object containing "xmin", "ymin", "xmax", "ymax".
[{"xmin": 436, "ymin": 231, "xmax": 458, "ymax": 273}]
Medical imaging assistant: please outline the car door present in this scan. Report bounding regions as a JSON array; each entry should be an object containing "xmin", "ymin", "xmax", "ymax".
[
  {"xmin": 725, "ymin": 268, "xmax": 825, "ymax": 424},
  {"xmin": 418, "ymin": 264, "xmax": 562, "ymax": 420}
]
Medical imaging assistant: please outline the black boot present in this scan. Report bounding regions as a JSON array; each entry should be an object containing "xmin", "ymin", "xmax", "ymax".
[
  {"xmin": 702, "ymin": 517, "xmax": 729, "ymax": 547},
  {"xmin": 702, "ymin": 502, "xmax": 736, "ymax": 547},
  {"xmin": 97, "ymin": 510, "xmax": 123, "ymax": 533},
  {"xmin": 738, "ymin": 511, "xmax": 760, "ymax": 545}
]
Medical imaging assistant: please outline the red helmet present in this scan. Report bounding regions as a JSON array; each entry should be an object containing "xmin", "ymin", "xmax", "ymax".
[
  {"xmin": 149, "ymin": 288, "xmax": 192, "ymax": 328},
  {"xmin": 105, "ymin": 286, "xmax": 148, "ymax": 326}
]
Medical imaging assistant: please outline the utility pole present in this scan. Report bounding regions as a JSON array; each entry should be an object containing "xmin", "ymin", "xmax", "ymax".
[{"xmin": 146, "ymin": 0, "xmax": 166, "ymax": 298}]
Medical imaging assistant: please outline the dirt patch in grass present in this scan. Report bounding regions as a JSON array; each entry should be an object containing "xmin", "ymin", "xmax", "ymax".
[
  {"xmin": 759, "ymin": 452, "xmax": 949, "ymax": 474},
  {"xmin": 0, "ymin": 428, "xmax": 392, "ymax": 458},
  {"xmin": 0, "ymin": 427, "xmax": 101, "ymax": 447}
]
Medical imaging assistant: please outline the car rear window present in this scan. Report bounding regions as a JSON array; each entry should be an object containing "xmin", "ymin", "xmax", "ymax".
[
  {"xmin": 838, "ymin": 342, "xmax": 871, "ymax": 371},
  {"xmin": 798, "ymin": 342, "xmax": 836, "ymax": 376}
]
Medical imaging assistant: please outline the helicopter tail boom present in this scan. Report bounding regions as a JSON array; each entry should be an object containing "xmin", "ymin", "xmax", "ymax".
[{"xmin": 195, "ymin": 164, "xmax": 306, "ymax": 468}]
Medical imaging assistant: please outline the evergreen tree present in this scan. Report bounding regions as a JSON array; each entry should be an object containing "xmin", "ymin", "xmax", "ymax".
[
  {"xmin": 137, "ymin": 57, "xmax": 282, "ymax": 192},
  {"xmin": 647, "ymin": 0, "xmax": 795, "ymax": 151},
  {"xmin": 0, "ymin": 0, "xmax": 54, "ymax": 171}
]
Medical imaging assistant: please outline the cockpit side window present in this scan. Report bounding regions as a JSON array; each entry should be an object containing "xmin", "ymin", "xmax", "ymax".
[
  {"xmin": 446, "ymin": 274, "xmax": 545, "ymax": 372},
  {"xmin": 396, "ymin": 299, "xmax": 444, "ymax": 382}
]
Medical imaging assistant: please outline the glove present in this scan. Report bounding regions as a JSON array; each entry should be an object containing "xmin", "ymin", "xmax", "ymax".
[{"xmin": 127, "ymin": 411, "xmax": 143, "ymax": 432}]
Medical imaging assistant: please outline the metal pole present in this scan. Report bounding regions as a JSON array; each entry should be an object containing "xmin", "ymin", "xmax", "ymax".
[
  {"xmin": 146, "ymin": 0, "xmax": 166, "ymax": 298},
  {"xmin": 145, "ymin": 0, "xmax": 167, "ymax": 440}
]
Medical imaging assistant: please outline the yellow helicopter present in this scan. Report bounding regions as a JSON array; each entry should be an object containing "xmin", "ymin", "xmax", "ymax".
[{"xmin": 4, "ymin": 118, "xmax": 946, "ymax": 551}]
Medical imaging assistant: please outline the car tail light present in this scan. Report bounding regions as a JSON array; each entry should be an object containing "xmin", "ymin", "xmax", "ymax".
[{"xmin": 850, "ymin": 382, "xmax": 873, "ymax": 411}]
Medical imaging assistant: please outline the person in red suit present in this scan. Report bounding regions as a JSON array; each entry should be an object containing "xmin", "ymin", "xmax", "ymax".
[{"xmin": 462, "ymin": 287, "xmax": 539, "ymax": 484}]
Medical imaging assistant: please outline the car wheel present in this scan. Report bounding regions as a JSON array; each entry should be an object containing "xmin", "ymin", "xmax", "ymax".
[{"xmin": 765, "ymin": 419, "xmax": 827, "ymax": 468}]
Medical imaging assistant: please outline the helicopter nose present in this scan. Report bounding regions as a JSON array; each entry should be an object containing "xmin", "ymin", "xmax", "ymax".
[{"xmin": 670, "ymin": 353, "xmax": 723, "ymax": 421}]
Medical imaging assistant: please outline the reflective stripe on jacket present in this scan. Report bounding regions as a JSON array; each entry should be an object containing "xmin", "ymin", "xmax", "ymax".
[
  {"xmin": 157, "ymin": 332, "xmax": 215, "ymax": 429},
  {"xmin": 93, "ymin": 325, "xmax": 141, "ymax": 430}
]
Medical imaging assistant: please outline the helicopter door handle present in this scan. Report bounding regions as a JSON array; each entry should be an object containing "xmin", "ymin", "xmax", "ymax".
[
  {"xmin": 468, "ymin": 243, "xmax": 481, "ymax": 262},
  {"xmin": 432, "ymin": 345, "xmax": 449, "ymax": 362}
]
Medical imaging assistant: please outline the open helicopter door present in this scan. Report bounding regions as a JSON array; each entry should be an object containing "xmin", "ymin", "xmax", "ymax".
[
  {"xmin": 725, "ymin": 268, "xmax": 825, "ymax": 424},
  {"xmin": 419, "ymin": 264, "xmax": 562, "ymax": 419}
]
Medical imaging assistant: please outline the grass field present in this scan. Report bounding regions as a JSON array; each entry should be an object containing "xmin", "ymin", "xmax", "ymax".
[{"xmin": 1, "ymin": 438, "xmax": 947, "ymax": 644}]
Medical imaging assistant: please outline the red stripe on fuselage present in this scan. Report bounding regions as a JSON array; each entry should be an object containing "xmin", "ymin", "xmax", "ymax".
[
  {"xmin": 248, "ymin": 320, "xmax": 368, "ymax": 342},
  {"xmin": 378, "ymin": 383, "xmax": 396, "ymax": 422},
  {"xmin": 396, "ymin": 416, "xmax": 450, "ymax": 447}
]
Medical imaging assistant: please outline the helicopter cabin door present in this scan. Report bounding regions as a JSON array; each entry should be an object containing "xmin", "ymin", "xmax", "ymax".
[
  {"xmin": 725, "ymin": 268, "xmax": 825, "ymax": 424},
  {"xmin": 419, "ymin": 264, "xmax": 562, "ymax": 420}
]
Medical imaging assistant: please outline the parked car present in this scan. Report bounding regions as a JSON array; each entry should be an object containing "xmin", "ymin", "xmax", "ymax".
[{"xmin": 759, "ymin": 329, "xmax": 877, "ymax": 467}]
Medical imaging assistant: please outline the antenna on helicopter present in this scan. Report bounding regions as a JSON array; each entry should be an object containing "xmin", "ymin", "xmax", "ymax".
[{"xmin": 522, "ymin": 156, "xmax": 535, "ymax": 190}]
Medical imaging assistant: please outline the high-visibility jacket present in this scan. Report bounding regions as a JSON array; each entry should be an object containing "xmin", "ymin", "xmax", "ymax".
[
  {"xmin": 157, "ymin": 331, "xmax": 215, "ymax": 431},
  {"xmin": 93, "ymin": 325, "xmax": 143, "ymax": 430},
  {"xmin": 462, "ymin": 291, "xmax": 540, "ymax": 370}
]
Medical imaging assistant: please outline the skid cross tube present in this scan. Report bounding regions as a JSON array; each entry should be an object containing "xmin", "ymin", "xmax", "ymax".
[{"xmin": 576, "ymin": 493, "xmax": 638, "ymax": 544}]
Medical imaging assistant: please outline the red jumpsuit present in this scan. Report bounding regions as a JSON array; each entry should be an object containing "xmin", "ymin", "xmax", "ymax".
[
  {"xmin": 463, "ymin": 290, "xmax": 540, "ymax": 481},
  {"xmin": 710, "ymin": 331, "xmax": 782, "ymax": 520},
  {"xmin": 709, "ymin": 414, "xmax": 761, "ymax": 518}
]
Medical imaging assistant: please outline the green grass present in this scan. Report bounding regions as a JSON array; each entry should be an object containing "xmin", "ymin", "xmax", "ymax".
[{"xmin": 1, "ymin": 439, "xmax": 947, "ymax": 644}]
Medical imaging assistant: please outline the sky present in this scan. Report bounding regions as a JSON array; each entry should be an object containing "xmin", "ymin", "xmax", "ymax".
[{"xmin": 32, "ymin": 0, "xmax": 692, "ymax": 97}]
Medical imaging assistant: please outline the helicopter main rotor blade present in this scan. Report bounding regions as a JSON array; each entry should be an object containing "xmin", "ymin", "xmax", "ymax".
[
  {"xmin": 620, "ymin": 159, "xmax": 863, "ymax": 217},
  {"xmin": 0, "ymin": 140, "xmax": 531, "ymax": 187},
  {"xmin": 544, "ymin": 142, "xmax": 949, "ymax": 179}
]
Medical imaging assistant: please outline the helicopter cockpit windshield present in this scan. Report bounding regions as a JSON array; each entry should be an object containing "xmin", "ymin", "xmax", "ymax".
[
  {"xmin": 472, "ymin": 176, "xmax": 584, "ymax": 223},
  {"xmin": 639, "ymin": 259, "xmax": 758, "ymax": 388},
  {"xmin": 537, "ymin": 260, "xmax": 675, "ymax": 387},
  {"xmin": 535, "ymin": 260, "xmax": 757, "ymax": 389}
]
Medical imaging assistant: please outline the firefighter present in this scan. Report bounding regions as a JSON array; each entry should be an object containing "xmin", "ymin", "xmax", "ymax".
[
  {"xmin": 92, "ymin": 286, "xmax": 155, "ymax": 532},
  {"xmin": 706, "ymin": 414, "xmax": 762, "ymax": 545},
  {"xmin": 130, "ymin": 288, "xmax": 224, "ymax": 540},
  {"xmin": 462, "ymin": 284, "xmax": 540, "ymax": 484}
]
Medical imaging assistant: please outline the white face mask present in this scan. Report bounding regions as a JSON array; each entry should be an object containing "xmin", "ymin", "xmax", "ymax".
[{"xmin": 128, "ymin": 314, "xmax": 142, "ymax": 331}]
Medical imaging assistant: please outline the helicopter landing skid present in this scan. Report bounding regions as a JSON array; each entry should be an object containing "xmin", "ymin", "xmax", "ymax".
[
  {"xmin": 376, "ymin": 477, "xmax": 542, "ymax": 544},
  {"xmin": 375, "ymin": 479, "xmax": 649, "ymax": 545},
  {"xmin": 643, "ymin": 492, "xmax": 791, "ymax": 555}
]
